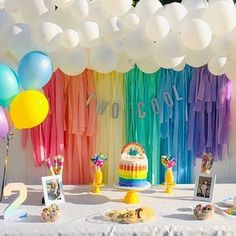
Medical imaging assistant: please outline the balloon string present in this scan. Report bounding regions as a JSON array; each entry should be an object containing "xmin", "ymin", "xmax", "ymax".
[
  {"xmin": 0, "ymin": 132, "xmax": 14, "ymax": 202},
  {"xmin": 0, "ymin": 155, "xmax": 8, "ymax": 201}
]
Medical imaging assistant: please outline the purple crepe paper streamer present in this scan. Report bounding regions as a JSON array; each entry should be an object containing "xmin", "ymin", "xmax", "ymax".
[{"xmin": 188, "ymin": 65, "xmax": 231, "ymax": 161}]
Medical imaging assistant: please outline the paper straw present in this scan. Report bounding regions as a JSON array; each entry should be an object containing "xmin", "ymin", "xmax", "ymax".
[
  {"xmin": 58, "ymin": 156, "xmax": 64, "ymax": 176},
  {"xmin": 46, "ymin": 158, "xmax": 55, "ymax": 176},
  {"xmin": 53, "ymin": 156, "xmax": 59, "ymax": 175}
]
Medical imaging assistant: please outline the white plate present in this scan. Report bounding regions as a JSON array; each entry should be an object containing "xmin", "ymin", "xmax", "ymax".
[{"xmin": 221, "ymin": 197, "xmax": 234, "ymax": 207}]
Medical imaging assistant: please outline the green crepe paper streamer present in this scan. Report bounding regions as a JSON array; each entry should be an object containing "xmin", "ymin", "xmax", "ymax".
[
  {"xmin": 125, "ymin": 66, "xmax": 194, "ymax": 184},
  {"xmin": 125, "ymin": 66, "xmax": 161, "ymax": 184}
]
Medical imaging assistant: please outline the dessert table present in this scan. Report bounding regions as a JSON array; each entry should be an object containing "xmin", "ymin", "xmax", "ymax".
[{"xmin": 0, "ymin": 184, "xmax": 235, "ymax": 236}]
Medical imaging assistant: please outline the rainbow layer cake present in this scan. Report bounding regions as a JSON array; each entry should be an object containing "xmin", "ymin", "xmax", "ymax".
[{"xmin": 118, "ymin": 143, "xmax": 148, "ymax": 187}]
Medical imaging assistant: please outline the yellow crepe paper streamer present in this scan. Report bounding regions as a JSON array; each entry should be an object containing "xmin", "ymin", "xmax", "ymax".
[{"xmin": 93, "ymin": 72, "xmax": 125, "ymax": 185}]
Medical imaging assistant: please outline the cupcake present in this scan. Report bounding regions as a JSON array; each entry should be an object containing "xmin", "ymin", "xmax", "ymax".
[
  {"xmin": 41, "ymin": 204, "xmax": 61, "ymax": 222},
  {"xmin": 193, "ymin": 204, "xmax": 214, "ymax": 220}
]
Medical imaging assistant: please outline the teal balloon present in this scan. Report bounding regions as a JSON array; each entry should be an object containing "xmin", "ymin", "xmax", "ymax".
[
  {"xmin": 18, "ymin": 51, "xmax": 53, "ymax": 90},
  {"xmin": 0, "ymin": 64, "xmax": 19, "ymax": 107}
]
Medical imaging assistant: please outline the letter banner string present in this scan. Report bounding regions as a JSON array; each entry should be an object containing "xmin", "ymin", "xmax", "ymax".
[{"xmin": 22, "ymin": 66, "xmax": 231, "ymax": 185}]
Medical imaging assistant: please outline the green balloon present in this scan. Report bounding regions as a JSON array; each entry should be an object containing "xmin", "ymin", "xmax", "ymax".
[
  {"xmin": 0, "ymin": 95, "xmax": 17, "ymax": 108},
  {"xmin": 0, "ymin": 64, "xmax": 19, "ymax": 107}
]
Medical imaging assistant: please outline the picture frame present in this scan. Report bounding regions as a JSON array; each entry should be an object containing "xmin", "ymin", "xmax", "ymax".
[
  {"xmin": 42, "ymin": 175, "xmax": 65, "ymax": 206},
  {"xmin": 193, "ymin": 172, "xmax": 216, "ymax": 202}
]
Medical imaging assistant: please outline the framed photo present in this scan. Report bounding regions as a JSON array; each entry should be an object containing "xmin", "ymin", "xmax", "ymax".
[
  {"xmin": 193, "ymin": 172, "xmax": 216, "ymax": 202},
  {"xmin": 42, "ymin": 175, "xmax": 65, "ymax": 206}
]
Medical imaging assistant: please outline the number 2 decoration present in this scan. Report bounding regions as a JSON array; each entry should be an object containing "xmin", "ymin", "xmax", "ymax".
[{"xmin": 3, "ymin": 183, "xmax": 28, "ymax": 220}]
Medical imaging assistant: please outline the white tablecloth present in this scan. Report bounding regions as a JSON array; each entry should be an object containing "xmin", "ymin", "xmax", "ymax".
[{"xmin": 0, "ymin": 184, "xmax": 236, "ymax": 236}]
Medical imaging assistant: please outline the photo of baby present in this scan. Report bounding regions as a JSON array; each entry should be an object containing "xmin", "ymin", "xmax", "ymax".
[
  {"xmin": 46, "ymin": 179, "xmax": 61, "ymax": 201},
  {"xmin": 42, "ymin": 175, "xmax": 65, "ymax": 206},
  {"xmin": 197, "ymin": 176, "xmax": 212, "ymax": 198}
]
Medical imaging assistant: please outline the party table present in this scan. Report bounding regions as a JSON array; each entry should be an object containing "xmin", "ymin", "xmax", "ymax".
[{"xmin": 0, "ymin": 184, "xmax": 235, "ymax": 236}]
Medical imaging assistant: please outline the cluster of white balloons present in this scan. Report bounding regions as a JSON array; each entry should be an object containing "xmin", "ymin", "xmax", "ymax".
[{"xmin": 1, "ymin": 0, "xmax": 236, "ymax": 77}]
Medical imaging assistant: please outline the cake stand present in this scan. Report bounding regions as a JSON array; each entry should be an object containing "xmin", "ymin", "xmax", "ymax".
[{"xmin": 114, "ymin": 182, "xmax": 151, "ymax": 204}]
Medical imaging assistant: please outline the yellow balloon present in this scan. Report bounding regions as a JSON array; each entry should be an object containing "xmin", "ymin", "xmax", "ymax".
[{"xmin": 10, "ymin": 90, "xmax": 49, "ymax": 129}]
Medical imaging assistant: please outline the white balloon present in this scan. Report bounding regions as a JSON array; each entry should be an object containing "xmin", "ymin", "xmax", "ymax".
[
  {"xmin": 153, "ymin": 32, "xmax": 185, "ymax": 69},
  {"xmin": 48, "ymin": 52, "xmax": 59, "ymax": 72},
  {"xmin": 181, "ymin": 18, "xmax": 212, "ymax": 51},
  {"xmin": 116, "ymin": 17, "xmax": 126, "ymax": 33},
  {"xmin": 204, "ymin": 1, "xmax": 236, "ymax": 36},
  {"xmin": 185, "ymin": 47, "xmax": 212, "ymax": 67},
  {"xmin": 209, "ymin": 0, "xmax": 234, "ymax": 4},
  {"xmin": 53, "ymin": 0, "xmax": 73, "ymax": 7},
  {"xmin": 77, "ymin": 21, "xmax": 100, "ymax": 48},
  {"xmin": 6, "ymin": 23, "xmax": 35, "ymax": 59},
  {"xmin": 145, "ymin": 15, "xmax": 169, "ymax": 42},
  {"xmin": 89, "ymin": 43, "xmax": 118, "ymax": 73},
  {"xmin": 226, "ymin": 46, "xmax": 236, "ymax": 79},
  {"xmin": 208, "ymin": 56, "xmax": 228, "ymax": 75},
  {"xmin": 228, "ymin": 27, "xmax": 236, "ymax": 46},
  {"xmin": 0, "ymin": 9, "xmax": 14, "ymax": 33},
  {"xmin": 187, "ymin": 8, "xmax": 208, "ymax": 19},
  {"xmin": 53, "ymin": 5, "xmax": 77, "ymax": 29},
  {"xmin": 109, "ymin": 35, "xmax": 126, "ymax": 53},
  {"xmin": 10, "ymin": 11, "xmax": 27, "ymax": 23},
  {"xmin": 4, "ymin": 0, "xmax": 21, "ymax": 13},
  {"xmin": 115, "ymin": 53, "xmax": 134, "ymax": 73},
  {"xmin": 181, "ymin": 0, "xmax": 208, "ymax": 12},
  {"xmin": 56, "ymin": 47, "xmax": 88, "ymax": 76},
  {"xmin": 100, "ymin": 17, "xmax": 119, "ymax": 40},
  {"xmin": 0, "ymin": 0, "xmax": 5, "ymax": 9},
  {"xmin": 122, "ymin": 13, "xmax": 140, "ymax": 30},
  {"xmin": 61, "ymin": 29, "xmax": 79, "ymax": 49},
  {"xmin": 135, "ymin": 0, "xmax": 162, "ymax": 20},
  {"xmin": 102, "ymin": 0, "xmax": 132, "ymax": 16},
  {"xmin": 136, "ymin": 54, "xmax": 160, "ymax": 74},
  {"xmin": 87, "ymin": 0, "xmax": 106, "ymax": 22},
  {"xmin": 126, "ymin": 29, "xmax": 153, "ymax": 60},
  {"xmin": 210, "ymin": 35, "xmax": 234, "ymax": 55},
  {"xmin": 173, "ymin": 60, "xmax": 186, "ymax": 71},
  {"xmin": 0, "ymin": 51, "xmax": 18, "ymax": 71},
  {"xmin": 0, "ymin": 37, "xmax": 7, "ymax": 55},
  {"xmin": 20, "ymin": 0, "xmax": 55, "ymax": 24},
  {"xmin": 70, "ymin": 0, "xmax": 89, "ymax": 20},
  {"xmin": 163, "ymin": 2, "xmax": 187, "ymax": 29},
  {"xmin": 33, "ymin": 21, "xmax": 62, "ymax": 53},
  {"xmin": 226, "ymin": 62, "xmax": 236, "ymax": 79}
]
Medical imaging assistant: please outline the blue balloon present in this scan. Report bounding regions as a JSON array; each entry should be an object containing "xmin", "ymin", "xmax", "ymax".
[
  {"xmin": 18, "ymin": 51, "xmax": 53, "ymax": 90},
  {"xmin": 0, "ymin": 64, "xmax": 19, "ymax": 107}
]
